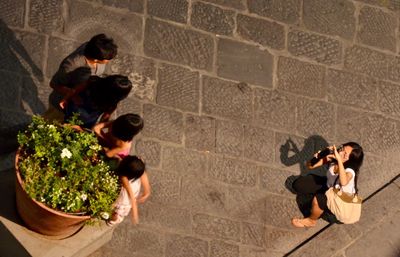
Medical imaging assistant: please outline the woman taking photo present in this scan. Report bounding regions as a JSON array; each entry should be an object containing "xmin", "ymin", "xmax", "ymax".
[{"xmin": 291, "ymin": 142, "xmax": 364, "ymax": 227}]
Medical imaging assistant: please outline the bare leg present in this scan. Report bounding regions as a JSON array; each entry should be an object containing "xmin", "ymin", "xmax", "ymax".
[{"xmin": 292, "ymin": 196, "xmax": 323, "ymax": 228}]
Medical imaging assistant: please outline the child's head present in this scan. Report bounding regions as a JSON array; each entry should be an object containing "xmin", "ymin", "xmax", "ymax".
[
  {"xmin": 89, "ymin": 75, "xmax": 132, "ymax": 112},
  {"xmin": 116, "ymin": 155, "xmax": 145, "ymax": 181},
  {"xmin": 112, "ymin": 114, "xmax": 144, "ymax": 142},
  {"xmin": 84, "ymin": 34, "xmax": 117, "ymax": 62}
]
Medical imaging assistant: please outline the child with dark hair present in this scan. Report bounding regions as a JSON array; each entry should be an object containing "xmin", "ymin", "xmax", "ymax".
[
  {"xmin": 64, "ymin": 75, "xmax": 132, "ymax": 128},
  {"xmin": 107, "ymin": 155, "xmax": 151, "ymax": 225},
  {"xmin": 93, "ymin": 113, "xmax": 143, "ymax": 158},
  {"xmin": 93, "ymin": 113, "xmax": 143, "ymax": 159},
  {"xmin": 44, "ymin": 34, "xmax": 118, "ymax": 122}
]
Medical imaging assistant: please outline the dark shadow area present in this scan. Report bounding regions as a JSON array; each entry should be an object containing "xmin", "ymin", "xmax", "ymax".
[
  {"xmin": 0, "ymin": 19, "xmax": 45, "ymax": 154},
  {"xmin": 279, "ymin": 135, "xmax": 333, "ymax": 220},
  {"xmin": 0, "ymin": 221, "xmax": 31, "ymax": 257}
]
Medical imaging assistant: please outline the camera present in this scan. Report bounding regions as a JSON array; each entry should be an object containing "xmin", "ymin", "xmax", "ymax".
[{"xmin": 310, "ymin": 145, "xmax": 343, "ymax": 166}]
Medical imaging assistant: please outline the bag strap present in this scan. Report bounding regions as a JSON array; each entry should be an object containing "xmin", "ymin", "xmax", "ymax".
[{"xmin": 334, "ymin": 173, "xmax": 358, "ymax": 196}]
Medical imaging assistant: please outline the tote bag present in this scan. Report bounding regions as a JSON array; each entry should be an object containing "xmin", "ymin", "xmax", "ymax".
[{"xmin": 325, "ymin": 186, "xmax": 362, "ymax": 224}]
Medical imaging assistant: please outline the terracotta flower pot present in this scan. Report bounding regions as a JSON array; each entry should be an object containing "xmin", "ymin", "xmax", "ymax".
[{"xmin": 15, "ymin": 149, "xmax": 91, "ymax": 239}]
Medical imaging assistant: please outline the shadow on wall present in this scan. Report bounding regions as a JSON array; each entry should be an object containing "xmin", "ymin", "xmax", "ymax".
[
  {"xmin": 279, "ymin": 135, "xmax": 330, "ymax": 218},
  {"xmin": 0, "ymin": 19, "xmax": 45, "ymax": 154}
]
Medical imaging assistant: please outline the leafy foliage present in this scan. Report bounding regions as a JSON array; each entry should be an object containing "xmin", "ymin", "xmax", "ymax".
[{"xmin": 17, "ymin": 116, "xmax": 120, "ymax": 221}]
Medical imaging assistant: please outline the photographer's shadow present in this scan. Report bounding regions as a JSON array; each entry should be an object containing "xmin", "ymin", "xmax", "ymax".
[{"xmin": 279, "ymin": 135, "xmax": 329, "ymax": 217}]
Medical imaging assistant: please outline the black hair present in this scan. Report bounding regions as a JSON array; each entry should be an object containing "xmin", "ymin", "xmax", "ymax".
[
  {"xmin": 112, "ymin": 114, "xmax": 144, "ymax": 142},
  {"xmin": 342, "ymin": 142, "xmax": 364, "ymax": 172},
  {"xmin": 116, "ymin": 155, "xmax": 145, "ymax": 181},
  {"xmin": 342, "ymin": 142, "xmax": 364, "ymax": 193},
  {"xmin": 84, "ymin": 34, "xmax": 117, "ymax": 60},
  {"xmin": 89, "ymin": 75, "xmax": 132, "ymax": 112}
]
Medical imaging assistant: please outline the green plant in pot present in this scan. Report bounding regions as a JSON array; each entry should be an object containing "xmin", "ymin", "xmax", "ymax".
[{"xmin": 15, "ymin": 115, "xmax": 120, "ymax": 237}]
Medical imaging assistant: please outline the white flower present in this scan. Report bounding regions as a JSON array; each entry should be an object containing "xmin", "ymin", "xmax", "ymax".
[
  {"xmin": 47, "ymin": 124, "xmax": 56, "ymax": 129},
  {"xmin": 80, "ymin": 194, "xmax": 87, "ymax": 201},
  {"xmin": 38, "ymin": 125, "xmax": 44, "ymax": 129},
  {"xmin": 61, "ymin": 148, "xmax": 72, "ymax": 159},
  {"xmin": 100, "ymin": 212, "xmax": 110, "ymax": 220}
]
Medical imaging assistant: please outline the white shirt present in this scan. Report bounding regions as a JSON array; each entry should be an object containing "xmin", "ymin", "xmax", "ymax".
[{"xmin": 327, "ymin": 165, "xmax": 356, "ymax": 194}]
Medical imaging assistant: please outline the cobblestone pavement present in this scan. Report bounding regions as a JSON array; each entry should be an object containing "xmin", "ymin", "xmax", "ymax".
[{"xmin": 0, "ymin": 0, "xmax": 399, "ymax": 256}]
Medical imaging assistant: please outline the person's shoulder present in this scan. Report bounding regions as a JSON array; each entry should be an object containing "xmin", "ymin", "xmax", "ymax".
[
  {"xmin": 59, "ymin": 43, "xmax": 88, "ymax": 70},
  {"xmin": 345, "ymin": 167, "xmax": 355, "ymax": 175}
]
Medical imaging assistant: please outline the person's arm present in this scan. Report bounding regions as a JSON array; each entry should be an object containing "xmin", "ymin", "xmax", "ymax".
[
  {"xmin": 92, "ymin": 121, "xmax": 111, "ymax": 139},
  {"xmin": 100, "ymin": 107, "xmax": 116, "ymax": 123},
  {"xmin": 137, "ymin": 172, "xmax": 151, "ymax": 204},
  {"xmin": 121, "ymin": 176, "xmax": 139, "ymax": 224},
  {"xmin": 59, "ymin": 81, "xmax": 88, "ymax": 109},
  {"xmin": 333, "ymin": 146, "xmax": 352, "ymax": 186},
  {"xmin": 104, "ymin": 145, "xmax": 125, "ymax": 158}
]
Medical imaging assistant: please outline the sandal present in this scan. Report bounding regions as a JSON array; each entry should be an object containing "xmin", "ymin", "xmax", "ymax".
[{"xmin": 291, "ymin": 218, "xmax": 316, "ymax": 228}]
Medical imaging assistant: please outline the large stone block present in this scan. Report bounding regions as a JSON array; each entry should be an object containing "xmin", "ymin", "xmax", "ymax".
[
  {"xmin": 110, "ymin": 54, "xmax": 156, "ymax": 101},
  {"xmin": 46, "ymin": 37, "xmax": 80, "ymax": 78},
  {"xmin": 241, "ymin": 222, "xmax": 266, "ymax": 247},
  {"xmin": 99, "ymin": 0, "xmax": 144, "ymax": 13},
  {"xmin": 148, "ymin": 0, "xmax": 188, "ymax": 23},
  {"xmin": 0, "ymin": 0, "xmax": 25, "ymax": 28},
  {"xmin": 14, "ymin": 31, "xmax": 46, "ymax": 75},
  {"xmin": 264, "ymin": 194, "xmax": 301, "ymax": 229},
  {"xmin": 240, "ymin": 246, "xmax": 283, "ymax": 257},
  {"xmin": 388, "ymin": 56, "xmax": 400, "ymax": 82},
  {"xmin": 356, "ymin": 0, "xmax": 400, "ymax": 11},
  {"xmin": 142, "ymin": 104, "xmax": 183, "ymax": 143},
  {"xmin": 254, "ymin": 89, "xmax": 296, "ymax": 133},
  {"xmin": 144, "ymin": 19, "xmax": 214, "ymax": 71},
  {"xmin": 208, "ymin": 155, "xmax": 257, "ymax": 187},
  {"xmin": 141, "ymin": 203, "xmax": 191, "ymax": 233},
  {"xmin": 184, "ymin": 114, "xmax": 216, "ymax": 152},
  {"xmin": 344, "ymin": 45, "xmax": 389, "ymax": 80},
  {"xmin": 148, "ymin": 169, "xmax": 180, "ymax": 205},
  {"xmin": 202, "ymin": 76, "xmax": 252, "ymax": 122},
  {"xmin": 200, "ymin": 0, "xmax": 246, "ymax": 10},
  {"xmin": 215, "ymin": 119, "xmax": 244, "ymax": 157},
  {"xmin": 243, "ymin": 126, "xmax": 275, "ymax": 164},
  {"xmin": 116, "ymin": 97, "xmax": 142, "ymax": 116},
  {"xmin": 303, "ymin": 0, "xmax": 356, "ymax": 39},
  {"xmin": 216, "ymin": 39, "xmax": 273, "ymax": 87},
  {"xmin": 247, "ymin": 0, "xmax": 300, "ymax": 24},
  {"xmin": 165, "ymin": 234, "xmax": 208, "ymax": 257},
  {"xmin": 296, "ymin": 98, "xmax": 335, "ymax": 139},
  {"xmin": 157, "ymin": 63, "xmax": 199, "ymax": 112},
  {"xmin": 180, "ymin": 176, "xmax": 228, "ymax": 216},
  {"xmin": 193, "ymin": 213, "xmax": 241, "ymax": 241},
  {"xmin": 191, "ymin": 2, "xmax": 235, "ymax": 36},
  {"xmin": 327, "ymin": 69, "xmax": 378, "ymax": 111},
  {"xmin": 345, "ymin": 211, "xmax": 400, "ymax": 257},
  {"xmin": 225, "ymin": 186, "xmax": 269, "ymax": 223},
  {"xmin": 210, "ymin": 240, "xmax": 239, "ymax": 257},
  {"xmin": 277, "ymin": 57, "xmax": 325, "ymax": 99},
  {"xmin": 161, "ymin": 146, "xmax": 207, "ymax": 176},
  {"xmin": 236, "ymin": 14, "xmax": 285, "ymax": 50},
  {"xmin": 0, "ymin": 71, "xmax": 22, "ymax": 110},
  {"xmin": 358, "ymin": 6, "xmax": 397, "ymax": 52},
  {"xmin": 21, "ymin": 77, "xmax": 48, "ymax": 114},
  {"xmin": 258, "ymin": 166, "xmax": 298, "ymax": 197},
  {"xmin": 288, "ymin": 30, "xmax": 342, "ymax": 65},
  {"xmin": 66, "ymin": 0, "xmax": 142, "ymax": 54},
  {"xmin": 336, "ymin": 106, "xmax": 400, "ymax": 154},
  {"xmin": 378, "ymin": 81, "xmax": 400, "ymax": 118},
  {"xmin": 135, "ymin": 139, "xmax": 161, "ymax": 168},
  {"xmin": 95, "ymin": 226, "xmax": 165, "ymax": 257},
  {"xmin": 29, "ymin": 0, "xmax": 63, "ymax": 33},
  {"xmin": 264, "ymin": 227, "xmax": 302, "ymax": 252}
]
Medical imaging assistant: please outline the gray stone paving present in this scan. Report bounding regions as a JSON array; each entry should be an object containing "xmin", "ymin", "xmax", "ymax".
[{"xmin": 0, "ymin": 0, "xmax": 399, "ymax": 257}]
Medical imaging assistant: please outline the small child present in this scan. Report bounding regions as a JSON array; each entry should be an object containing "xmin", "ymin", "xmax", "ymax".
[
  {"xmin": 64, "ymin": 75, "xmax": 132, "ymax": 128},
  {"xmin": 107, "ymin": 155, "xmax": 151, "ymax": 225},
  {"xmin": 93, "ymin": 113, "xmax": 143, "ymax": 158}
]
